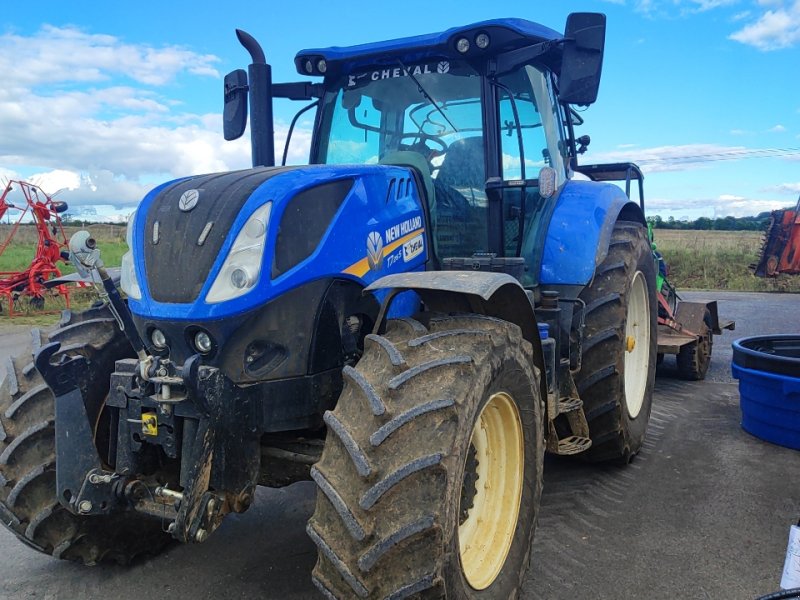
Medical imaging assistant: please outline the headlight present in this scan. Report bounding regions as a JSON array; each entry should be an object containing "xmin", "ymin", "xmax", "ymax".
[
  {"xmin": 151, "ymin": 328, "xmax": 167, "ymax": 349},
  {"xmin": 194, "ymin": 331, "xmax": 213, "ymax": 354},
  {"xmin": 206, "ymin": 202, "xmax": 272, "ymax": 303},
  {"xmin": 120, "ymin": 209, "xmax": 142, "ymax": 300}
]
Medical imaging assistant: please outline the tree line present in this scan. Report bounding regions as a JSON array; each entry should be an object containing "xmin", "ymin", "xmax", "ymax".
[{"xmin": 647, "ymin": 213, "xmax": 772, "ymax": 231}]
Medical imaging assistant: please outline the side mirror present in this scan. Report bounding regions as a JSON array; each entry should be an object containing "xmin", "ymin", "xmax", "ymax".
[
  {"xmin": 223, "ymin": 69, "xmax": 249, "ymax": 141},
  {"xmin": 69, "ymin": 230, "xmax": 103, "ymax": 278},
  {"xmin": 559, "ymin": 13, "xmax": 606, "ymax": 106}
]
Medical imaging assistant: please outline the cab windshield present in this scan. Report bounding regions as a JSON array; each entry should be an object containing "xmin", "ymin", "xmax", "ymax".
[{"xmin": 315, "ymin": 59, "xmax": 488, "ymax": 257}]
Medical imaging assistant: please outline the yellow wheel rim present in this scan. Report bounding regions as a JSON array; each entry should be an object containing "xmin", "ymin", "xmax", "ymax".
[
  {"xmin": 624, "ymin": 271, "xmax": 650, "ymax": 419},
  {"xmin": 458, "ymin": 392, "xmax": 525, "ymax": 590}
]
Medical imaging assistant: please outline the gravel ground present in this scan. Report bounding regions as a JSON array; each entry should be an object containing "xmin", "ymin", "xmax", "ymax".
[{"xmin": 0, "ymin": 291, "xmax": 797, "ymax": 599}]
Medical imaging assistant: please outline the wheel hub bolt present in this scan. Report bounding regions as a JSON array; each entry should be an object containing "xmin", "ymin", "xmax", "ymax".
[{"xmin": 78, "ymin": 500, "xmax": 93, "ymax": 513}]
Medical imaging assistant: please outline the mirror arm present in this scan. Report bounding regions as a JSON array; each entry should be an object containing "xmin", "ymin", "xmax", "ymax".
[
  {"xmin": 493, "ymin": 40, "xmax": 561, "ymax": 77},
  {"xmin": 282, "ymin": 100, "xmax": 319, "ymax": 166},
  {"xmin": 273, "ymin": 82, "xmax": 323, "ymax": 100}
]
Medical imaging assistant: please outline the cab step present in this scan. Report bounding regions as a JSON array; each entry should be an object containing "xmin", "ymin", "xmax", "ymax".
[
  {"xmin": 557, "ymin": 397, "xmax": 583, "ymax": 415},
  {"xmin": 556, "ymin": 436, "xmax": 592, "ymax": 455},
  {"xmin": 545, "ymin": 366, "xmax": 593, "ymax": 456}
]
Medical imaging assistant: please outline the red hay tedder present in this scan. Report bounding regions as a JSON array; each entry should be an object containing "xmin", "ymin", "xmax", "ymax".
[
  {"xmin": 0, "ymin": 179, "xmax": 75, "ymax": 315},
  {"xmin": 752, "ymin": 194, "xmax": 800, "ymax": 277}
]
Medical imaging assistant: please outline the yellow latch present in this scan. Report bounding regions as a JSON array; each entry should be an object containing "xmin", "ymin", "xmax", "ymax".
[
  {"xmin": 141, "ymin": 412, "xmax": 158, "ymax": 436},
  {"xmin": 626, "ymin": 335, "xmax": 636, "ymax": 353}
]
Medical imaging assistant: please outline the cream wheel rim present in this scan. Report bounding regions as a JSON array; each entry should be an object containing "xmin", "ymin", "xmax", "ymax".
[
  {"xmin": 458, "ymin": 392, "xmax": 525, "ymax": 590},
  {"xmin": 624, "ymin": 271, "xmax": 650, "ymax": 419}
]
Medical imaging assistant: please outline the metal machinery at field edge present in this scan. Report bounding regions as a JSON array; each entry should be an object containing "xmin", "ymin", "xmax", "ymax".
[{"xmin": 0, "ymin": 180, "xmax": 72, "ymax": 314}]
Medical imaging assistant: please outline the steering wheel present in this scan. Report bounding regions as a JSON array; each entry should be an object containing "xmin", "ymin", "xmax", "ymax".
[{"xmin": 397, "ymin": 132, "xmax": 447, "ymax": 155}]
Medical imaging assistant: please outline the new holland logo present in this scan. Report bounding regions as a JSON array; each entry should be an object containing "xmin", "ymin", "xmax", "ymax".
[
  {"xmin": 437, "ymin": 61, "xmax": 450, "ymax": 74},
  {"xmin": 366, "ymin": 231, "xmax": 384, "ymax": 271},
  {"xmin": 179, "ymin": 189, "xmax": 200, "ymax": 212}
]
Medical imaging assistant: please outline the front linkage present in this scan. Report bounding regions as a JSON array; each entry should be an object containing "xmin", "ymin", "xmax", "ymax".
[
  {"xmin": 34, "ymin": 231, "xmax": 262, "ymax": 544},
  {"xmin": 35, "ymin": 341, "xmax": 261, "ymax": 544}
]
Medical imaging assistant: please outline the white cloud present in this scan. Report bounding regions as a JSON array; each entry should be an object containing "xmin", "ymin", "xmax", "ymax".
[
  {"xmin": 687, "ymin": 0, "xmax": 739, "ymax": 12},
  {"xmin": 768, "ymin": 124, "xmax": 788, "ymax": 132},
  {"xmin": 646, "ymin": 194, "xmax": 788, "ymax": 217},
  {"xmin": 631, "ymin": 0, "xmax": 738, "ymax": 15},
  {"xmin": 0, "ymin": 25, "xmax": 220, "ymax": 87},
  {"xmin": 732, "ymin": 10, "xmax": 752, "ymax": 20},
  {"xmin": 0, "ymin": 25, "xmax": 314, "ymax": 211},
  {"xmin": 584, "ymin": 143, "xmax": 800, "ymax": 173},
  {"xmin": 28, "ymin": 169, "xmax": 82, "ymax": 194},
  {"xmin": 0, "ymin": 167, "xmax": 19, "ymax": 183},
  {"xmin": 6, "ymin": 118, "xmax": 312, "ymax": 209},
  {"xmin": 729, "ymin": 0, "xmax": 800, "ymax": 49},
  {"xmin": 762, "ymin": 182, "xmax": 800, "ymax": 194},
  {"xmin": 584, "ymin": 143, "xmax": 747, "ymax": 173}
]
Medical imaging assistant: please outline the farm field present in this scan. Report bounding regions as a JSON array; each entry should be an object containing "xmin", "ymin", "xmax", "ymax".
[
  {"xmin": 652, "ymin": 229, "xmax": 800, "ymax": 293},
  {"xmin": 0, "ymin": 225, "xmax": 126, "ymax": 323},
  {"xmin": 0, "ymin": 226, "xmax": 796, "ymax": 324}
]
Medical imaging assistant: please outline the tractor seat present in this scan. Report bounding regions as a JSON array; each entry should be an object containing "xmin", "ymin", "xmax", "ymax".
[{"xmin": 435, "ymin": 136, "xmax": 485, "ymax": 193}]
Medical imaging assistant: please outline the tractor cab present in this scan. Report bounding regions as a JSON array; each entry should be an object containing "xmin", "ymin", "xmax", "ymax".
[{"xmin": 226, "ymin": 15, "xmax": 606, "ymax": 287}]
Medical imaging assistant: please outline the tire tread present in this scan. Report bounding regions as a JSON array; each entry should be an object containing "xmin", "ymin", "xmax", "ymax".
[{"xmin": 573, "ymin": 221, "xmax": 656, "ymax": 462}]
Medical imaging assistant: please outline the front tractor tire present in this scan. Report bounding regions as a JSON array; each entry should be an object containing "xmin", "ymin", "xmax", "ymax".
[
  {"xmin": 575, "ymin": 221, "xmax": 658, "ymax": 463},
  {"xmin": 309, "ymin": 315, "xmax": 544, "ymax": 599},
  {"xmin": 0, "ymin": 307, "xmax": 170, "ymax": 565}
]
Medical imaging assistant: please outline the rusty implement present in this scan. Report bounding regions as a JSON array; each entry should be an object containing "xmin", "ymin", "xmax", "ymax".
[
  {"xmin": 657, "ymin": 296, "xmax": 735, "ymax": 380},
  {"xmin": 752, "ymin": 194, "xmax": 800, "ymax": 277}
]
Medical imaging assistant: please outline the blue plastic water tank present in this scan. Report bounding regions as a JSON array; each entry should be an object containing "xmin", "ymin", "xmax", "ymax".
[{"xmin": 732, "ymin": 335, "xmax": 800, "ymax": 450}]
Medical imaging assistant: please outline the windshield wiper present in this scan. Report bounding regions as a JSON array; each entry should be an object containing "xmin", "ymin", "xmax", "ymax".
[{"xmin": 397, "ymin": 59, "xmax": 458, "ymax": 133}]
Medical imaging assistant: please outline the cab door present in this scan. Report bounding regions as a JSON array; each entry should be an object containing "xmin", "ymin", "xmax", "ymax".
[{"xmin": 490, "ymin": 63, "xmax": 569, "ymax": 287}]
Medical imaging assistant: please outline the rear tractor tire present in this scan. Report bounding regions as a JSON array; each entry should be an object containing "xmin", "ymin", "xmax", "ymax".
[
  {"xmin": 309, "ymin": 314, "xmax": 544, "ymax": 599},
  {"xmin": 0, "ymin": 306, "xmax": 171, "ymax": 565},
  {"xmin": 575, "ymin": 221, "xmax": 658, "ymax": 463}
]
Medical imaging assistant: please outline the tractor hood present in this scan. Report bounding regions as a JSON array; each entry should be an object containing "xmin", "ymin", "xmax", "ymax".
[
  {"xmin": 127, "ymin": 163, "xmax": 428, "ymax": 321},
  {"xmin": 142, "ymin": 166, "xmax": 295, "ymax": 304}
]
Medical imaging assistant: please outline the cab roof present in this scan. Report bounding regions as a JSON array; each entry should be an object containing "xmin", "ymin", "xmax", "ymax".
[{"xmin": 295, "ymin": 18, "xmax": 562, "ymax": 76}]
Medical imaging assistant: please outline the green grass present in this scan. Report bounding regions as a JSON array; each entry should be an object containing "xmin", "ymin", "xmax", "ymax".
[
  {"xmin": 0, "ymin": 241, "xmax": 127, "ymax": 275},
  {"xmin": 652, "ymin": 230, "xmax": 800, "ymax": 292},
  {"xmin": 0, "ymin": 239, "xmax": 128, "ymax": 326},
  {"xmin": 0, "ymin": 227, "xmax": 794, "ymax": 328}
]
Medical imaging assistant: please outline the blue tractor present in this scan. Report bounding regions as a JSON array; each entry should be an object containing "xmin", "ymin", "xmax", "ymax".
[{"xmin": 0, "ymin": 13, "xmax": 657, "ymax": 599}]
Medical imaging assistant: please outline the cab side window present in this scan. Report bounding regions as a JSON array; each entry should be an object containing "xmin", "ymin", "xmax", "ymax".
[
  {"xmin": 497, "ymin": 65, "xmax": 566, "ymax": 182},
  {"xmin": 495, "ymin": 65, "xmax": 568, "ymax": 282}
]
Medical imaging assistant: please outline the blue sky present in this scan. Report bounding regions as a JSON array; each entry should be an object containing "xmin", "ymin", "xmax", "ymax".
[{"xmin": 1, "ymin": 0, "xmax": 798, "ymax": 221}]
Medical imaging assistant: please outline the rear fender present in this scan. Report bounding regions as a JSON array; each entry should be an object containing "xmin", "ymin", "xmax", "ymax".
[
  {"xmin": 365, "ymin": 271, "xmax": 547, "ymax": 403},
  {"xmin": 541, "ymin": 180, "xmax": 645, "ymax": 286}
]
